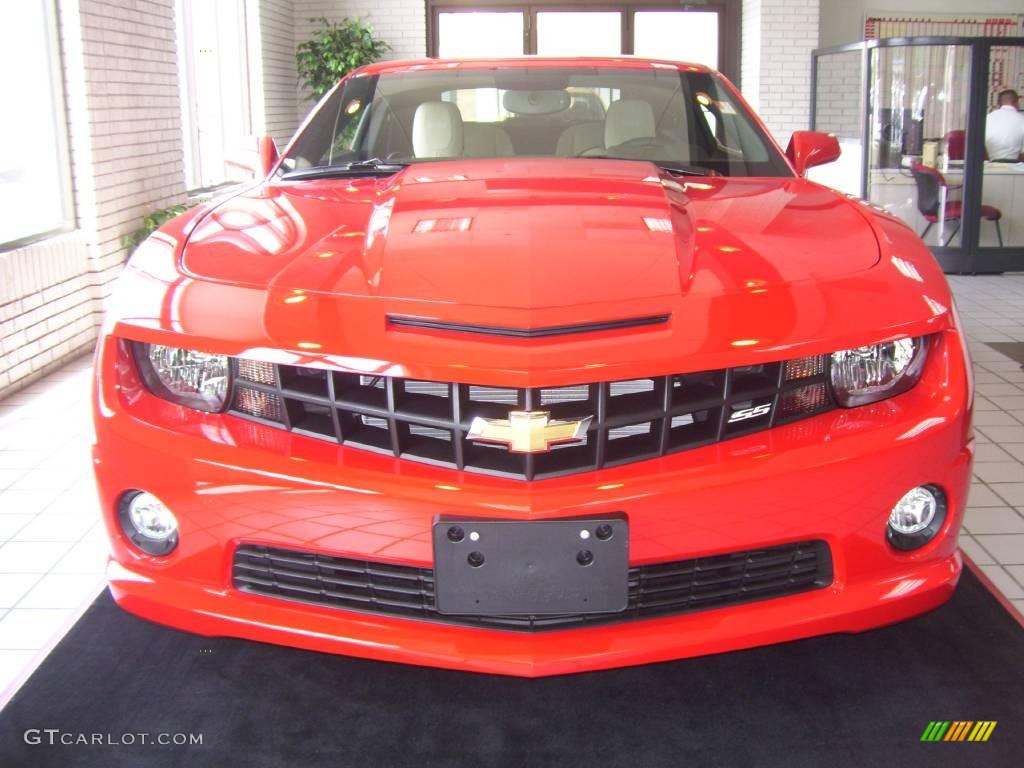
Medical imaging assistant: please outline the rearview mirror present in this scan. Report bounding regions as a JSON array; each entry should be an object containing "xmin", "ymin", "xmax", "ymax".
[
  {"xmin": 786, "ymin": 131, "xmax": 841, "ymax": 176},
  {"xmin": 225, "ymin": 135, "xmax": 280, "ymax": 179}
]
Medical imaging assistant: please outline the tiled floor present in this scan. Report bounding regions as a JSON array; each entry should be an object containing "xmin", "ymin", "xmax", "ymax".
[
  {"xmin": 0, "ymin": 278, "xmax": 1022, "ymax": 708},
  {"xmin": 947, "ymin": 275, "xmax": 1024, "ymax": 613},
  {"xmin": 0, "ymin": 354, "xmax": 107, "ymax": 707}
]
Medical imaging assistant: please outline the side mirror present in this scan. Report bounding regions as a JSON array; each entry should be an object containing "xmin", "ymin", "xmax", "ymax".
[
  {"xmin": 786, "ymin": 131, "xmax": 841, "ymax": 176},
  {"xmin": 225, "ymin": 135, "xmax": 280, "ymax": 179}
]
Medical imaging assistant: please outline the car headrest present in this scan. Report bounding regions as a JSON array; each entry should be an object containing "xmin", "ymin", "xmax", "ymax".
[
  {"xmin": 604, "ymin": 100, "xmax": 656, "ymax": 149},
  {"xmin": 412, "ymin": 102, "xmax": 464, "ymax": 158}
]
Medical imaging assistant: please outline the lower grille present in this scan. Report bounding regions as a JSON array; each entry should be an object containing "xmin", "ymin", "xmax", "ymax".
[{"xmin": 232, "ymin": 540, "xmax": 833, "ymax": 632}]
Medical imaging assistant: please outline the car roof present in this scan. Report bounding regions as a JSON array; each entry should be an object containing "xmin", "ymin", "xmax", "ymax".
[{"xmin": 355, "ymin": 57, "xmax": 715, "ymax": 77}]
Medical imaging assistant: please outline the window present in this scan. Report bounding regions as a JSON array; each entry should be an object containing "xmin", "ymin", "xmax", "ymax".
[
  {"xmin": 536, "ymin": 12, "xmax": 621, "ymax": 57},
  {"xmin": 634, "ymin": 11, "xmax": 719, "ymax": 69},
  {"xmin": 429, "ymin": 2, "xmax": 741, "ymax": 83},
  {"xmin": 437, "ymin": 12, "xmax": 524, "ymax": 57},
  {"xmin": 176, "ymin": 0, "xmax": 253, "ymax": 190},
  {"xmin": 0, "ymin": 0, "xmax": 72, "ymax": 248}
]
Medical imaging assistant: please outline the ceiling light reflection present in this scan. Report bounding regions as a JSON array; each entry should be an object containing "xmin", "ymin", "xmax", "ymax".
[
  {"xmin": 413, "ymin": 217, "xmax": 472, "ymax": 234},
  {"xmin": 891, "ymin": 256, "xmax": 923, "ymax": 282},
  {"xmin": 643, "ymin": 217, "xmax": 673, "ymax": 233}
]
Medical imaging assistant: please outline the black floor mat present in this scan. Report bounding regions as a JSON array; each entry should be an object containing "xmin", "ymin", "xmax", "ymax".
[
  {"xmin": 0, "ymin": 569, "xmax": 1021, "ymax": 768},
  {"xmin": 984, "ymin": 342, "xmax": 1024, "ymax": 367}
]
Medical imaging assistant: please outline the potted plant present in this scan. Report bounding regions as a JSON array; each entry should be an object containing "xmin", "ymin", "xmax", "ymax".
[{"xmin": 296, "ymin": 17, "xmax": 391, "ymax": 100}]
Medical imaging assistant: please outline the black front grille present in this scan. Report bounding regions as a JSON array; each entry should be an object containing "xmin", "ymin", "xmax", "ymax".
[
  {"xmin": 232, "ymin": 540, "xmax": 833, "ymax": 632},
  {"xmin": 227, "ymin": 356, "xmax": 834, "ymax": 480}
]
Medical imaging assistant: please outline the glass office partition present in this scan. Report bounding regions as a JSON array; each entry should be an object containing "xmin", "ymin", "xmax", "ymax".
[
  {"xmin": 812, "ymin": 37, "xmax": 1024, "ymax": 273},
  {"xmin": 978, "ymin": 43, "xmax": 1024, "ymax": 250},
  {"xmin": 867, "ymin": 44, "xmax": 973, "ymax": 248}
]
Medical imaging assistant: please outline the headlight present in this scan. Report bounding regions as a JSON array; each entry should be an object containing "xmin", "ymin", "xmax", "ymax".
[
  {"xmin": 132, "ymin": 342, "xmax": 230, "ymax": 412},
  {"xmin": 829, "ymin": 337, "xmax": 928, "ymax": 407}
]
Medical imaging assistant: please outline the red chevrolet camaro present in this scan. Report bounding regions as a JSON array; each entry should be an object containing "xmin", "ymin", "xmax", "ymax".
[{"xmin": 92, "ymin": 57, "xmax": 973, "ymax": 677}]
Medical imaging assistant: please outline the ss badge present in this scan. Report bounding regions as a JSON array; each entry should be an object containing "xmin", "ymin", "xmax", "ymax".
[{"xmin": 728, "ymin": 403, "xmax": 772, "ymax": 423}]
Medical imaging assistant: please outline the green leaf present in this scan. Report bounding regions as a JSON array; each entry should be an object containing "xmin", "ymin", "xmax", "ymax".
[{"xmin": 123, "ymin": 203, "xmax": 194, "ymax": 261}]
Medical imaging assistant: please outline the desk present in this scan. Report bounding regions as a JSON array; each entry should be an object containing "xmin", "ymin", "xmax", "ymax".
[{"xmin": 868, "ymin": 163, "xmax": 1024, "ymax": 247}]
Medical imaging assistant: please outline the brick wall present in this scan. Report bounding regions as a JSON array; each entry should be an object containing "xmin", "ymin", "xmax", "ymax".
[
  {"xmin": 67, "ymin": 0, "xmax": 187, "ymax": 310},
  {"xmin": 741, "ymin": 0, "xmax": 820, "ymax": 144},
  {"xmin": 293, "ymin": 0, "xmax": 427, "ymax": 118},
  {"xmin": 0, "ymin": 233, "xmax": 94, "ymax": 392},
  {"xmin": 741, "ymin": 0, "xmax": 762, "ymax": 118}
]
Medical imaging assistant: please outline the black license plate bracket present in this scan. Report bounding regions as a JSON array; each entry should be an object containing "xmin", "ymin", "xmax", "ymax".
[{"xmin": 432, "ymin": 515, "xmax": 628, "ymax": 616}]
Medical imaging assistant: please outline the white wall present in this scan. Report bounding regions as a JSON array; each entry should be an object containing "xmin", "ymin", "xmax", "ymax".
[{"xmin": 819, "ymin": 0, "xmax": 1024, "ymax": 47}]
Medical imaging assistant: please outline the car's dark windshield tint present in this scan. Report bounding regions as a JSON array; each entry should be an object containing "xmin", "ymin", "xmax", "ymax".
[{"xmin": 281, "ymin": 67, "xmax": 792, "ymax": 178}]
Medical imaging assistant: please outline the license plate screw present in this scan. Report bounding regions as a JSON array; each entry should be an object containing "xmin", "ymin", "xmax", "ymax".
[
  {"xmin": 596, "ymin": 524, "xmax": 614, "ymax": 541},
  {"xmin": 447, "ymin": 526, "xmax": 465, "ymax": 543},
  {"xmin": 467, "ymin": 551, "xmax": 485, "ymax": 568},
  {"xmin": 577, "ymin": 549, "xmax": 594, "ymax": 566}
]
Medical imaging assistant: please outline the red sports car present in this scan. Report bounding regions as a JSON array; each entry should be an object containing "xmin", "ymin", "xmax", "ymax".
[{"xmin": 92, "ymin": 57, "xmax": 973, "ymax": 677}]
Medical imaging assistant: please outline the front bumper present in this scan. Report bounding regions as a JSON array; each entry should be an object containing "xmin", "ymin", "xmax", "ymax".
[{"xmin": 93, "ymin": 331, "xmax": 972, "ymax": 677}]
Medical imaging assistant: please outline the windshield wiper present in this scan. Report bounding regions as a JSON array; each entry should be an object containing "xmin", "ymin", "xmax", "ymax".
[
  {"xmin": 575, "ymin": 156, "xmax": 711, "ymax": 176},
  {"xmin": 650, "ymin": 161, "xmax": 712, "ymax": 177},
  {"xmin": 281, "ymin": 159, "xmax": 409, "ymax": 180}
]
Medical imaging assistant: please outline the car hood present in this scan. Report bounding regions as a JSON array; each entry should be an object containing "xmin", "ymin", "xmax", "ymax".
[
  {"xmin": 180, "ymin": 158, "xmax": 880, "ymax": 317},
  {"xmin": 121, "ymin": 157, "xmax": 955, "ymax": 384}
]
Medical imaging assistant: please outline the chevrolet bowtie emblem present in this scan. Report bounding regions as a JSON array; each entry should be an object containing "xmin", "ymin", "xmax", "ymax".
[{"xmin": 467, "ymin": 410, "xmax": 592, "ymax": 453}]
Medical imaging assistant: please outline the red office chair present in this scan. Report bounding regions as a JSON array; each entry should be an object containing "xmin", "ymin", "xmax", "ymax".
[
  {"xmin": 909, "ymin": 163, "xmax": 1003, "ymax": 246},
  {"xmin": 943, "ymin": 130, "xmax": 987, "ymax": 162},
  {"xmin": 944, "ymin": 130, "xmax": 966, "ymax": 161}
]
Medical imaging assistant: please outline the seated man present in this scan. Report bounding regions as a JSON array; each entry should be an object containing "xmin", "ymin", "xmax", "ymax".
[{"xmin": 985, "ymin": 89, "xmax": 1024, "ymax": 162}]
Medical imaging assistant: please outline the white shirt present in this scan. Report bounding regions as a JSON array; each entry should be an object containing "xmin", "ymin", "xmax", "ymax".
[{"xmin": 985, "ymin": 105, "xmax": 1024, "ymax": 161}]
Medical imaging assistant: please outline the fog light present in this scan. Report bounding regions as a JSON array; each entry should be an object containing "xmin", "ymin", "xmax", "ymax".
[
  {"xmin": 118, "ymin": 491, "xmax": 179, "ymax": 556},
  {"xmin": 887, "ymin": 485, "xmax": 946, "ymax": 551}
]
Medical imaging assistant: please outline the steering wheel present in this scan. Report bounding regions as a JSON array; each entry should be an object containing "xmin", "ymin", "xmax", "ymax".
[
  {"xmin": 605, "ymin": 136, "xmax": 677, "ymax": 156},
  {"xmin": 575, "ymin": 136, "xmax": 677, "ymax": 159}
]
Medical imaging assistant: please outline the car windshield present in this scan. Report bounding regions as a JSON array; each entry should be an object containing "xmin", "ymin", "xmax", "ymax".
[{"xmin": 281, "ymin": 65, "xmax": 792, "ymax": 178}]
